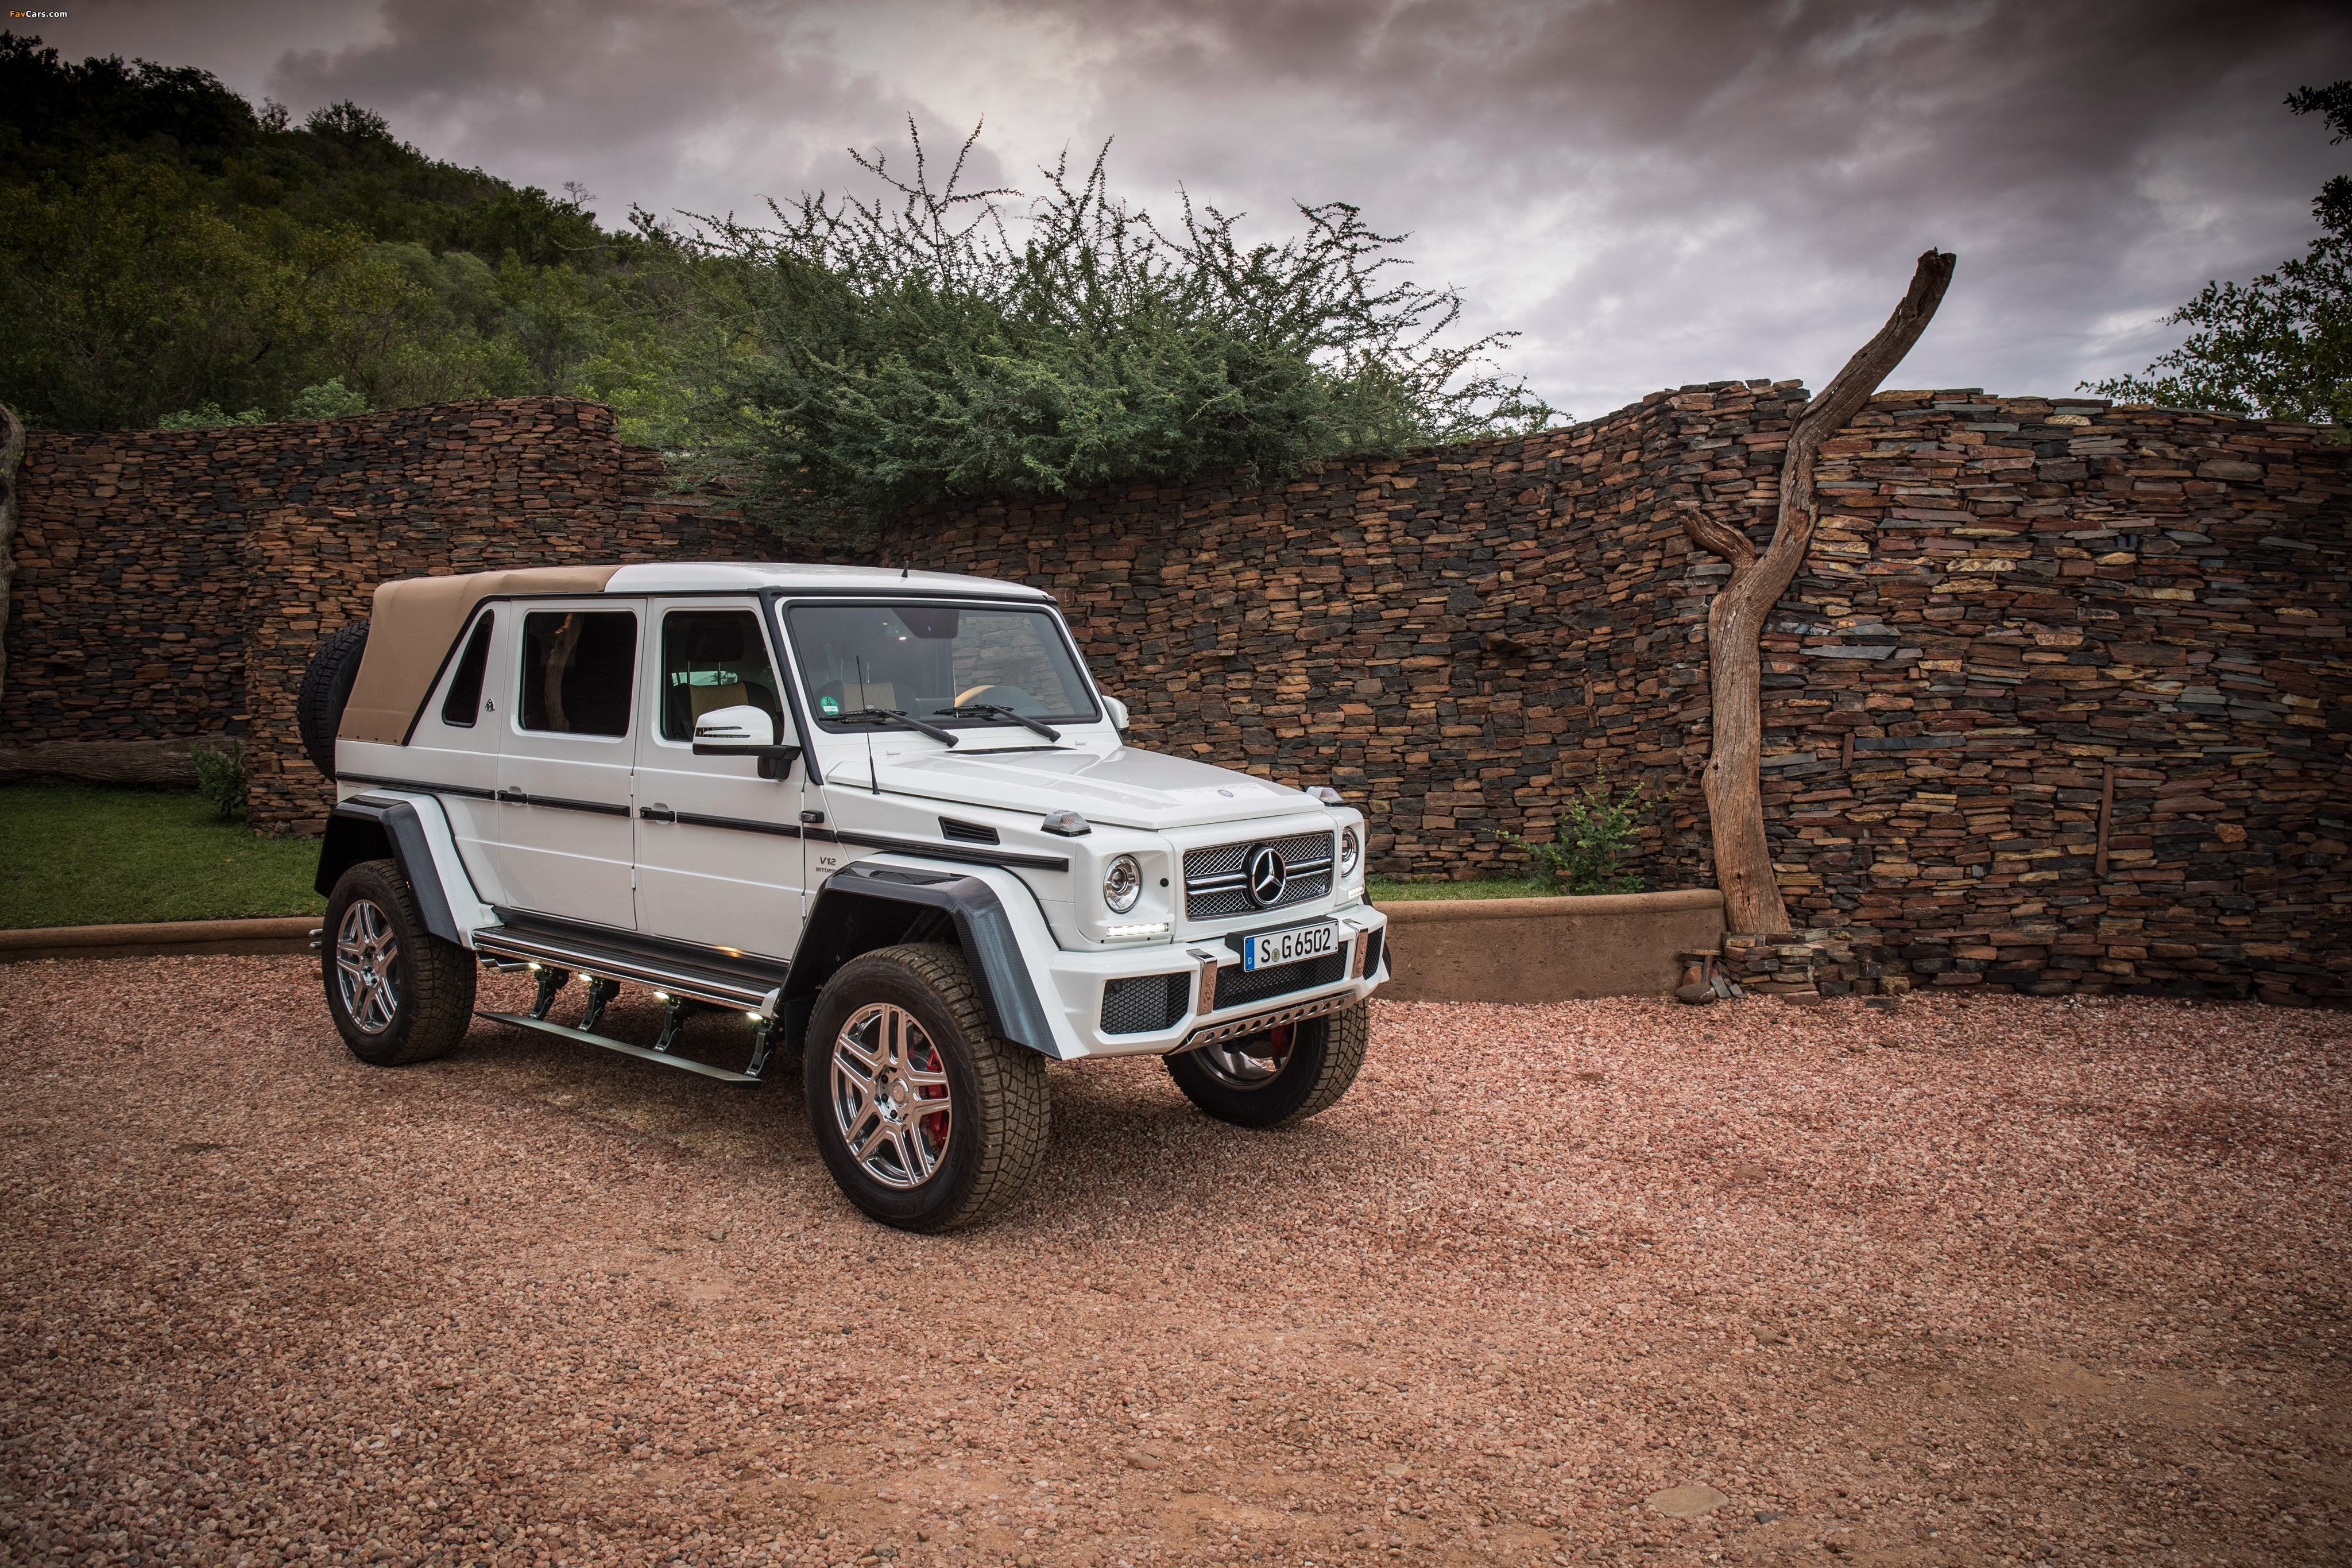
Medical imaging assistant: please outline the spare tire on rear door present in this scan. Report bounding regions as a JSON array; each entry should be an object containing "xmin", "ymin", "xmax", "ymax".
[{"xmin": 297, "ymin": 619, "xmax": 370, "ymax": 780}]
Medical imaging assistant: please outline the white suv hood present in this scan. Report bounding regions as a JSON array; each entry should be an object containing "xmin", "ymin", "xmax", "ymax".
[{"xmin": 871, "ymin": 744, "xmax": 1312, "ymax": 830}]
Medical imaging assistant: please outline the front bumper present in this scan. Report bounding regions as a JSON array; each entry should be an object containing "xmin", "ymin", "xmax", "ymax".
[{"xmin": 1039, "ymin": 906, "xmax": 1390, "ymax": 1060}]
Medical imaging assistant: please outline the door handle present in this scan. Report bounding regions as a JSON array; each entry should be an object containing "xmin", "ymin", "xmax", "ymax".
[
  {"xmin": 496, "ymin": 787, "xmax": 529, "ymax": 805},
  {"xmin": 639, "ymin": 805, "xmax": 676, "ymax": 823}
]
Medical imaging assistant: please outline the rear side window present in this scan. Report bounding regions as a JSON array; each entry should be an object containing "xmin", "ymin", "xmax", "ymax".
[
  {"xmin": 438, "ymin": 612, "xmax": 494, "ymax": 727},
  {"xmin": 520, "ymin": 610, "xmax": 637, "ymax": 736}
]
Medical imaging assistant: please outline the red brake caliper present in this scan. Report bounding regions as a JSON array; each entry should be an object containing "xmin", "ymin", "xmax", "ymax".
[{"xmin": 915, "ymin": 1040, "xmax": 951, "ymax": 1157}]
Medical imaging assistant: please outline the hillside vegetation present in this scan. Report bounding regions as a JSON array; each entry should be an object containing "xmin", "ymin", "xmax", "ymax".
[
  {"xmin": 0, "ymin": 32, "xmax": 679, "ymax": 433},
  {"xmin": 0, "ymin": 33, "xmax": 1555, "ymax": 540}
]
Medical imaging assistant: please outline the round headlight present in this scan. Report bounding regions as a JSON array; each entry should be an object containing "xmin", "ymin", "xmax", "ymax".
[
  {"xmin": 1103, "ymin": 854, "xmax": 1143, "ymax": 913},
  {"xmin": 1340, "ymin": 826, "xmax": 1361, "ymax": 878}
]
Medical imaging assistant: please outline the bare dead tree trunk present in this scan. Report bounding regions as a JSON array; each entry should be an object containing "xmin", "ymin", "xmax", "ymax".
[
  {"xmin": 1685, "ymin": 250, "xmax": 1956, "ymax": 933},
  {"xmin": 0, "ymin": 402, "xmax": 24, "ymax": 707}
]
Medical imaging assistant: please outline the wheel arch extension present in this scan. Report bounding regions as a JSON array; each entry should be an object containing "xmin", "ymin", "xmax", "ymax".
[
  {"xmin": 786, "ymin": 865, "xmax": 1061, "ymax": 1059},
  {"xmin": 315, "ymin": 797, "xmax": 462, "ymax": 944}
]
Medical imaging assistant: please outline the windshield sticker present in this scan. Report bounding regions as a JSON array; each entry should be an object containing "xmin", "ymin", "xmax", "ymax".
[{"xmin": 820, "ymin": 695, "xmax": 841, "ymax": 715}]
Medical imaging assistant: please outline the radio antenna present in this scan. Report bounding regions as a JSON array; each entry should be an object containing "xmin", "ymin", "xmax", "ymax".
[{"xmin": 857, "ymin": 655, "xmax": 879, "ymax": 793}]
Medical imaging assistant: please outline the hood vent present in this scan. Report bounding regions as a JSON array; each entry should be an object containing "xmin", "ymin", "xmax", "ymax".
[{"xmin": 939, "ymin": 816, "xmax": 1001, "ymax": 845}]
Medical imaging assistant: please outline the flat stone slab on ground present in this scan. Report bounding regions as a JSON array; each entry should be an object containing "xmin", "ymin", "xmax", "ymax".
[{"xmin": 1647, "ymin": 1484, "xmax": 1730, "ymax": 1517}]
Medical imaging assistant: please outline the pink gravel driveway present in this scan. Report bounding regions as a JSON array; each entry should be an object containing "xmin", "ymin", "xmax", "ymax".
[{"xmin": 1, "ymin": 958, "xmax": 2346, "ymax": 1568}]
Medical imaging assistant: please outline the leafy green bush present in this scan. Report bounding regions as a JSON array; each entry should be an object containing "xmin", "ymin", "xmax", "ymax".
[
  {"xmin": 661, "ymin": 125, "xmax": 1558, "ymax": 540},
  {"xmin": 285, "ymin": 377, "xmax": 369, "ymax": 420},
  {"xmin": 157, "ymin": 401, "xmax": 269, "ymax": 430},
  {"xmin": 1500, "ymin": 777, "xmax": 1660, "ymax": 895},
  {"xmin": 2083, "ymin": 82, "xmax": 2349, "ymax": 428},
  {"xmin": 190, "ymin": 738, "xmax": 245, "ymax": 820}
]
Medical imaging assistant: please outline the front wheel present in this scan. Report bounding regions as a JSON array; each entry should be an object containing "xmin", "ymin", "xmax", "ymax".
[
  {"xmin": 803, "ymin": 944, "xmax": 1049, "ymax": 1232},
  {"xmin": 320, "ymin": 858, "xmax": 477, "ymax": 1066},
  {"xmin": 1165, "ymin": 1000, "xmax": 1370, "ymax": 1128}
]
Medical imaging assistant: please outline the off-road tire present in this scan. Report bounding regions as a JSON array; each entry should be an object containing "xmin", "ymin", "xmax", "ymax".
[
  {"xmin": 321, "ymin": 858, "xmax": 477, "ymax": 1066},
  {"xmin": 1166, "ymin": 999, "xmax": 1370, "ymax": 1128},
  {"xmin": 804, "ymin": 943, "xmax": 1049, "ymax": 1232},
  {"xmin": 297, "ymin": 618, "xmax": 370, "ymax": 780}
]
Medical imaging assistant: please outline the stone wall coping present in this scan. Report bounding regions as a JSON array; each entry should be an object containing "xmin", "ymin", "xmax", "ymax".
[{"xmin": 1377, "ymin": 887, "xmax": 1725, "ymax": 924}]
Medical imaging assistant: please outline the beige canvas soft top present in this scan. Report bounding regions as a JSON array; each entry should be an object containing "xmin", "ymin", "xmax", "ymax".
[{"xmin": 338, "ymin": 566, "xmax": 622, "ymax": 745}]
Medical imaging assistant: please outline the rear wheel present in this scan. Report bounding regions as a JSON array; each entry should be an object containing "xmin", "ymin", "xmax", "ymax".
[
  {"xmin": 1165, "ymin": 1000, "xmax": 1370, "ymax": 1128},
  {"xmin": 803, "ymin": 943, "xmax": 1049, "ymax": 1232},
  {"xmin": 321, "ymin": 858, "xmax": 476, "ymax": 1066}
]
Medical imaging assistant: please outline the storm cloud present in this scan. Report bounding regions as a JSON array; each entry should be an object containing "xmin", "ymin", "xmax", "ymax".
[{"xmin": 49, "ymin": 0, "xmax": 2352, "ymax": 416}]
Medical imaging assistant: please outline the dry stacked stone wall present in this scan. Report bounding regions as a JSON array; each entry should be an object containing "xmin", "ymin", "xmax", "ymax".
[
  {"xmin": 3, "ymin": 398, "xmax": 771, "ymax": 834},
  {"xmin": 881, "ymin": 385, "xmax": 2351, "ymax": 1004},
  {"xmin": 7, "ymin": 384, "xmax": 2345, "ymax": 1000}
]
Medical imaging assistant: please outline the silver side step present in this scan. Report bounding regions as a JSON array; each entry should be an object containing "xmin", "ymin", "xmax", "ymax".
[
  {"xmin": 477, "ymin": 1011, "xmax": 762, "ymax": 1083},
  {"xmin": 471, "ymin": 927, "xmax": 775, "ymax": 1011}
]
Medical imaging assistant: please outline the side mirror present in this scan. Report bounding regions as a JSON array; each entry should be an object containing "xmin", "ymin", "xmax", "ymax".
[
  {"xmin": 693, "ymin": 706, "xmax": 800, "ymax": 780},
  {"xmin": 1102, "ymin": 695, "xmax": 1130, "ymax": 731},
  {"xmin": 694, "ymin": 705, "xmax": 775, "ymax": 746}
]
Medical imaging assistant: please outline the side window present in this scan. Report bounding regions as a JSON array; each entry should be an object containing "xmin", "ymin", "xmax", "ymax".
[
  {"xmin": 659, "ymin": 609, "xmax": 787, "ymax": 742},
  {"xmin": 520, "ymin": 610, "xmax": 637, "ymax": 737},
  {"xmin": 438, "ymin": 611, "xmax": 494, "ymax": 727}
]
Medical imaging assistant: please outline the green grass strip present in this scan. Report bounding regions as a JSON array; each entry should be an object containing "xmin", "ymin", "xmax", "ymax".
[
  {"xmin": 1367, "ymin": 876, "xmax": 1579, "ymax": 903},
  {"xmin": 0, "ymin": 784, "xmax": 326, "ymax": 929}
]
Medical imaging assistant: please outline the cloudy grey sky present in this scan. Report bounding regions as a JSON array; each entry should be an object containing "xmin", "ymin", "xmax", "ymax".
[{"xmin": 43, "ymin": 0, "xmax": 2352, "ymax": 419}]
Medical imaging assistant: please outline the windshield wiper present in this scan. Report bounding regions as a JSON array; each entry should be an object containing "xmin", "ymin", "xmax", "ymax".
[
  {"xmin": 934, "ymin": 703, "xmax": 1062, "ymax": 742},
  {"xmin": 832, "ymin": 707, "xmax": 960, "ymax": 747}
]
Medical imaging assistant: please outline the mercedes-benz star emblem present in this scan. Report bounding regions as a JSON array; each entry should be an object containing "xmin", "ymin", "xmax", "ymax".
[{"xmin": 1244, "ymin": 843, "xmax": 1289, "ymax": 908}]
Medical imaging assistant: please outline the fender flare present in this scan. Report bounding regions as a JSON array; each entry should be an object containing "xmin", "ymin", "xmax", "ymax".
[
  {"xmin": 314, "ymin": 795, "xmax": 462, "ymax": 944},
  {"xmin": 786, "ymin": 862, "xmax": 1061, "ymax": 1058}
]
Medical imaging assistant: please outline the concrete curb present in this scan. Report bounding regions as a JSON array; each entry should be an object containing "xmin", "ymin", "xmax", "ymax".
[
  {"xmin": 0, "ymin": 916, "xmax": 319, "ymax": 963},
  {"xmin": 2, "ymin": 891, "xmax": 1730, "ymax": 1001},
  {"xmin": 1378, "ymin": 887, "xmax": 1725, "ymax": 924},
  {"xmin": 1373, "ymin": 887, "xmax": 1726, "ymax": 1003}
]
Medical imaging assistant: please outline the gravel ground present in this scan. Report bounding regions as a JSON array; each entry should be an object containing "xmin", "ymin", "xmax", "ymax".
[{"xmin": 2, "ymin": 959, "xmax": 2346, "ymax": 1568}]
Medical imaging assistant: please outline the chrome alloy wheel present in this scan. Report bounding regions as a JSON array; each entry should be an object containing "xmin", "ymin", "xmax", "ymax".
[
  {"xmin": 334, "ymin": 898, "xmax": 402, "ymax": 1035},
  {"xmin": 1192, "ymin": 1025, "xmax": 1294, "ymax": 1090},
  {"xmin": 829, "ymin": 1003, "xmax": 954, "ymax": 1189}
]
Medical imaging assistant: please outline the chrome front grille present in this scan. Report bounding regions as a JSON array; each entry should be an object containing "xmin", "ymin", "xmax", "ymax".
[{"xmin": 1182, "ymin": 831, "xmax": 1335, "ymax": 919}]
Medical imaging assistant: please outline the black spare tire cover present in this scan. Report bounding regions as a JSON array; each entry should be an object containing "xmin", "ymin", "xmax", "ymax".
[{"xmin": 297, "ymin": 618, "xmax": 370, "ymax": 780}]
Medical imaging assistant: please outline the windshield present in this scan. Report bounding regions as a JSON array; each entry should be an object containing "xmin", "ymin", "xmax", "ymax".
[{"xmin": 783, "ymin": 602, "xmax": 1100, "ymax": 729}]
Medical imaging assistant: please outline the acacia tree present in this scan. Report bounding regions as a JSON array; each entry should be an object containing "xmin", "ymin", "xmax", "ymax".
[
  {"xmin": 1685, "ymin": 249, "xmax": 1956, "ymax": 934},
  {"xmin": 659, "ymin": 122, "xmax": 1557, "ymax": 538}
]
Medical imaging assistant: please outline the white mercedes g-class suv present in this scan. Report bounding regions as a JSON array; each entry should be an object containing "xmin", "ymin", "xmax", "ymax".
[{"xmin": 299, "ymin": 563, "xmax": 1389, "ymax": 1229}]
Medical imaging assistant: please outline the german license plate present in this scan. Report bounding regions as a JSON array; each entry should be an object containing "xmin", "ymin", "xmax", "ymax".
[{"xmin": 1241, "ymin": 920, "xmax": 1341, "ymax": 973}]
